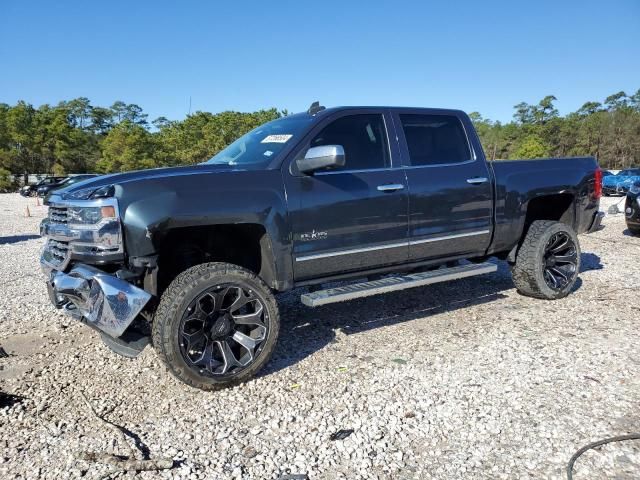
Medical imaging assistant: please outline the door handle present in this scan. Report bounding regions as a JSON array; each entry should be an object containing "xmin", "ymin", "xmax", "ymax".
[
  {"xmin": 466, "ymin": 177, "xmax": 488, "ymax": 185},
  {"xmin": 377, "ymin": 184, "xmax": 405, "ymax": 192}
]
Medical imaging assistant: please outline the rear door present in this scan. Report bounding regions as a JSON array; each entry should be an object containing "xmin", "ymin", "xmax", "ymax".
[
  {"xmin": 283, "ymin": 110, "xmax": 409, "ymax": 281},
  {"xmin": 394, "ymin": 110, "xmax": 493, "ymax": 261}
]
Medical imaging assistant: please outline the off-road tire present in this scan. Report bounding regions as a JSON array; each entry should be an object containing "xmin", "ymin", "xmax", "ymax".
[
  {"xmin": 152, "ymin": 262, "xmax": 280, "ymax": 391},
  {"xmin": 511, "ymin": 220, "xmax": 581, "ymax": 300}
]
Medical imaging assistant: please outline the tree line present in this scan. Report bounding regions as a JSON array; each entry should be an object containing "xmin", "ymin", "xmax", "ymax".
[
  {"xmin": 470, "ymin": 90, "xmax": 640, "ymax": 168},
  {"xmin": 0, "ymin": 89, "xmax": 639, "ymax": 188}
]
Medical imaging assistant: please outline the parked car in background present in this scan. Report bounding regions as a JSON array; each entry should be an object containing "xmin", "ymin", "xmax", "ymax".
[
  {"xmin": 39, "ymin": 174, "xmax": 99, "ymax": 201},
  {"xmin": 19, "ymin": 176, "xmax": 67, "ymax": 197},
  {"xmin": 625, "ymin": 180, "xmax": 640, "ymax": 235},
  {"xmin": 602, "ymin": 168, "xmax": 640, "ymax": 196}
]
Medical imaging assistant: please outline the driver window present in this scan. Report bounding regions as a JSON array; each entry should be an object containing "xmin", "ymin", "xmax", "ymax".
[{"xmin": 310, "ymin": 114, "xmax": 390, "ymax": 171}]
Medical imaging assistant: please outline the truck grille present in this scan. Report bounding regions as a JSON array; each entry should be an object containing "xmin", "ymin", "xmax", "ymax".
[
  {"xmin": 44, "ymin": 239, "xmax": 70, "ymax": 268},
  {"xmin": 49, "ymin": 206, "xmax": 69, "ymax": 224}
]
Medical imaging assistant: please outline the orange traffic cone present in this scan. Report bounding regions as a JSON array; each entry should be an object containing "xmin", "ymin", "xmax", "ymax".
[{"xmin": 24, "ymin": 205, "xmax": 31, "ymax": 217}]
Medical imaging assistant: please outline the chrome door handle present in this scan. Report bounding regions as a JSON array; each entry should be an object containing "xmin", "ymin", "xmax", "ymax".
[
  {"xmin": 466, "ymin": 177, "xmax": 488, "ymax": 185},
  {"xmin": 377, "ymin": 184, "xmax": 405, "ymax": 192}
]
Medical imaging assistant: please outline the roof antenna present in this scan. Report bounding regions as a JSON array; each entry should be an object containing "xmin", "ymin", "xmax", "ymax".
[{"xmin": 307, "ymin": 101, "xmax": 325, "ymax": 115}]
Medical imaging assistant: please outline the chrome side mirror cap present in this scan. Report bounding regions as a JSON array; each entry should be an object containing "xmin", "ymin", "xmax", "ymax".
[{"xmin": 296, "ymin": 145, "xmax": 345, "ymax": 174}]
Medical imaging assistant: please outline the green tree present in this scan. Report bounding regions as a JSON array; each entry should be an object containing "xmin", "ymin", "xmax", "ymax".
[
  {"xmin": 514, "ymin": 135, "xmax": 550, "ymax": 158},
  {"xmin": 604, "ymin": 91, "xmax": 629, "ymax": 111},
  {"xmin": 513, "ymin": 102, "xmax": 534, "ymax": 124},
  {"xmin": 0, "ymin": 167, "xmax": 13, "ymax": 192},
  {"xmin": 98, "ymin": 121, "xmax": 156, "ymax": 172},
  {"xmin": 535, "ymin": 95, "xmax": 559, "ymax": 123},
  {"xmin": 89, "ymin": 107, "xmax": 114, "ymax": 134}
]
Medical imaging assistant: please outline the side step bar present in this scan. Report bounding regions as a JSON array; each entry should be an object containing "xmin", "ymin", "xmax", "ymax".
[{"xmin": 300, "ymin": 262, "xmax": 497, "ymax": 307}]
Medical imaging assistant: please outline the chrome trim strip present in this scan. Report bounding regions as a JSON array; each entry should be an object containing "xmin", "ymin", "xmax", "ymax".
[
  {"xmin": 409, "ymin": 230, "xmax": 491, "ymax": 245},
  {"xmin": 295, "ymin": 241, "xmax": 407, "ymax": 262},
  {"xmin": 315, "ymin": 167, "xmax": 397, "ymax": 176},
  {"xmin": 295, "ymin": 229, "xmax": 491, "ymax": 262},
  {"xmin": 402, "ymin": 159, "xmax": 475, "ymax": 169}
]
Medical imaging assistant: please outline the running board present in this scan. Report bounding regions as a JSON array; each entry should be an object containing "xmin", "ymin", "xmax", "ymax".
[{"xmin": 300, "ymin": 262, "xmax": 497, "ymax": 307}]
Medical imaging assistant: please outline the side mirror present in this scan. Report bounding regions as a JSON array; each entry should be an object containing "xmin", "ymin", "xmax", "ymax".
[{"xmin": 296, "ymin": 145, "xmax": 345, "ymax": 174}]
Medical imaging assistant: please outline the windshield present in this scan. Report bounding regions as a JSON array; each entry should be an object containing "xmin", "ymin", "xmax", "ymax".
[
  {"xmin": 204, "ymin": 115, "xmax": 314, "ymax": 168},
  {"xmin": 67, "ymin": 176, "xmax": 92, "ymax": 185}
]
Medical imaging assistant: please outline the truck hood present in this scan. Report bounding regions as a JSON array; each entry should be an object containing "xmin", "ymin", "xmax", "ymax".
[{"xmin": 58, "ymin": 164, "xmax": 246, "ymax": 196}]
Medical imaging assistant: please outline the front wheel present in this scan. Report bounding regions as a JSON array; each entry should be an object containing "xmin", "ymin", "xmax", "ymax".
[
  {"xmin": 511, "ymin": 220, "xmax": 581, "ymax": 300},
  {"xmin": 152, "ymin": 262, "xmax": 280, "ymax": 391}
]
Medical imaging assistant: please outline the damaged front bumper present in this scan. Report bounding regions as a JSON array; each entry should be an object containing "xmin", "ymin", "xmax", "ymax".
[{"xmin": 44, "ymin": 263, "xmax": 151, "ymax": 338}]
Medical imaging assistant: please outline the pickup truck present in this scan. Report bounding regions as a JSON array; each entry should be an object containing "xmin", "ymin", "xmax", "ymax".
[{"xmin": 40, "ymin": 104, "xmax": 604, "ymax": 391}]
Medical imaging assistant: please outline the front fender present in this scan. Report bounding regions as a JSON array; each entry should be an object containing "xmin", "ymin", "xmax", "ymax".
[{"xmin": 115, "ymin": 169, "xmax": 293, "ymax": 289}]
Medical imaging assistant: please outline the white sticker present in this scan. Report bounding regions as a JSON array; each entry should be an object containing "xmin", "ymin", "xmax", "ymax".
[
  {"xmin": 261, "ymin": 134, "xmax": 293, "ymax": 144},
  {"xmin": 263, "ymin": 150, "xmax": 273, "ymax": 157}
]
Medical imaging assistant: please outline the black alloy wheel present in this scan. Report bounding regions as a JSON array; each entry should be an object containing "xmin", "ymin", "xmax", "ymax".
[
  {"xmin": 152, "ymin": 262, "xmax": 280, "ymax": 391},
  {"xmin": 179, "ymin": 284, "xmax": 269, "ymax": 377},
  {"xmin": 542, "ymin": 232, "xmax": 578, "ymax": 290},
  {"xmin": 511, "ymin": 220, "xmax": 581, "ymax": 300}
]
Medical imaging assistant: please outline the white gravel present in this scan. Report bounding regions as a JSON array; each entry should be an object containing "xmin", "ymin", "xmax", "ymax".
[{"xmin": 0, "ymin": 192, "xmax": 638, "ymax": 479}]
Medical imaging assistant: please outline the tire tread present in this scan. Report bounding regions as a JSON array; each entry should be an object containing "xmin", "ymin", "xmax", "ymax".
[
  {"xmin": 152, "ymin": 262, "xmax": 279, "ymax": 391},
  {"xmin": 511, "ymin": 220, "xmax": 579, "ymax": 300}
]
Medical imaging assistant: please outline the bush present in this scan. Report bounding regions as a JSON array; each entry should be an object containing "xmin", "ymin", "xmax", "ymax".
[
  {"xmin": 0, "ymin": 168, "xmax": 14, "ymax": 193},
  {"xmin": 52, "ymin": 163, "xmax": 66, "ymax": 176}
]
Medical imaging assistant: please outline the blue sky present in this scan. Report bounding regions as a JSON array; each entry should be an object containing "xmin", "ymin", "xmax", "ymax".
[{"xmin": 1, "ymin": 0, "xmax": 639, "ymax": 123}]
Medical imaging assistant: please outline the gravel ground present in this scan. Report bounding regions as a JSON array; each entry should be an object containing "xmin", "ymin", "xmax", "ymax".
[{"xmin": 0, "ymin": 192, "xmax": 638, "ymax": 480}]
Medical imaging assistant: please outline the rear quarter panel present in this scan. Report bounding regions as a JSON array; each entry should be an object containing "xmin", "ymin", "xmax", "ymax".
[{"xmin": 488, "ymin": 157, "xmax": 599, "ymax": 255}]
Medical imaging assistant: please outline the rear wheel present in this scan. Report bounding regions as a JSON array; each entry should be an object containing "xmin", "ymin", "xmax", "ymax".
[
  {"xmin": 511, "ymin": 220, "xmax": 580, "ymax": 300},
  {"xmin": 152, "ymin": 262, "xmax": 279, "ymax": 391}
]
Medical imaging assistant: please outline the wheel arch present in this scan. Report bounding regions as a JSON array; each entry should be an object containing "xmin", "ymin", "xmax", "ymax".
[
  {"xmin": 507, "ymin": 193, "xmax": 576, "ymax": 262},
  {"xmin": 153, "ymin": 223, "xmax": 282, "ymax": 295}
]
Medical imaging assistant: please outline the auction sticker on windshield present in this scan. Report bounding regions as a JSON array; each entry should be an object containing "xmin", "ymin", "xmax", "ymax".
[{"xmin": 261, "ymin": 134, "xmax": 293, "ymax": 143}]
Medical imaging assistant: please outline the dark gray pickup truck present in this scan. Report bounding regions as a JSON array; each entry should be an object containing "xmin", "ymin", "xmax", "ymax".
[{"xmin": 40, "ymin": 104, "xmax": 604, "ymax": 390}]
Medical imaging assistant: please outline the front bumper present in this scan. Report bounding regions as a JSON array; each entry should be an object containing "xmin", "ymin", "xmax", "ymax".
[{"xmin": 45, "ymin": 263, "xmax": 151, "ymax": 338}]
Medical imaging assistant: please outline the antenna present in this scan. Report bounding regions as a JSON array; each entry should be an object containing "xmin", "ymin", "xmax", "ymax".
[
  {"xmin": 307, "ymin": 101, "xmax": 325, "ymax": 115},
  {"xmin": 188, "ymin": 96, "xmax": 192, "ymax": 115}
]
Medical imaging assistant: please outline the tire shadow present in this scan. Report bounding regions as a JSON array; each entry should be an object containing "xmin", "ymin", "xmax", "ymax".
[
  {"xmin": 0, "ymin": 234, "xmax": 40, "ymax": 245},
  {"xmin": 580, "ymin": 252, "xmax": 603, "ymax": 272},
  {"xmin": 262, "ymin": 253, "xmax": 601, "ymax": 377},
  {"xmin": 262, "ymin": 260, "xmax": 514, "ymax": 376}
]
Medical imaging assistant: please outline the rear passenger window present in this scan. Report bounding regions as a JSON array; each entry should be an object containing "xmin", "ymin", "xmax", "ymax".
[
  {"xmin": 310, "ymin": 114, "xmax": 390, "ymax": 171},
  {"xmin": 399, "ymin": 114, "xmax": 471, "ymax": 166}
]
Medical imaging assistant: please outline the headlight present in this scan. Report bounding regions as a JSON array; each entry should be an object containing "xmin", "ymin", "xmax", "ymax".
[
  {"xmin": 630, "ymin": 183, "xmax": 640, "ymax": 195},
  {"xmin": 63, "ymin": 185, "xmax": 115, "ymax": 201},
  {"xmin": 68, "ymin": 205, "xmax": 117, "ymax": 225}
]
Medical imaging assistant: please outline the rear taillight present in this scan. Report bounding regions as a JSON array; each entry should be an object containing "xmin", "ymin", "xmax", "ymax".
[{"xmin": 594, "ymin": 167, "xmax": 602, "ymax": 200}]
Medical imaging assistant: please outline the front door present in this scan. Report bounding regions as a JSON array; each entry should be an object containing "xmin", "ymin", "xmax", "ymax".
[{"xmin": 284, "ymin": 111, "xmax": 409, "ymax": 281}]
